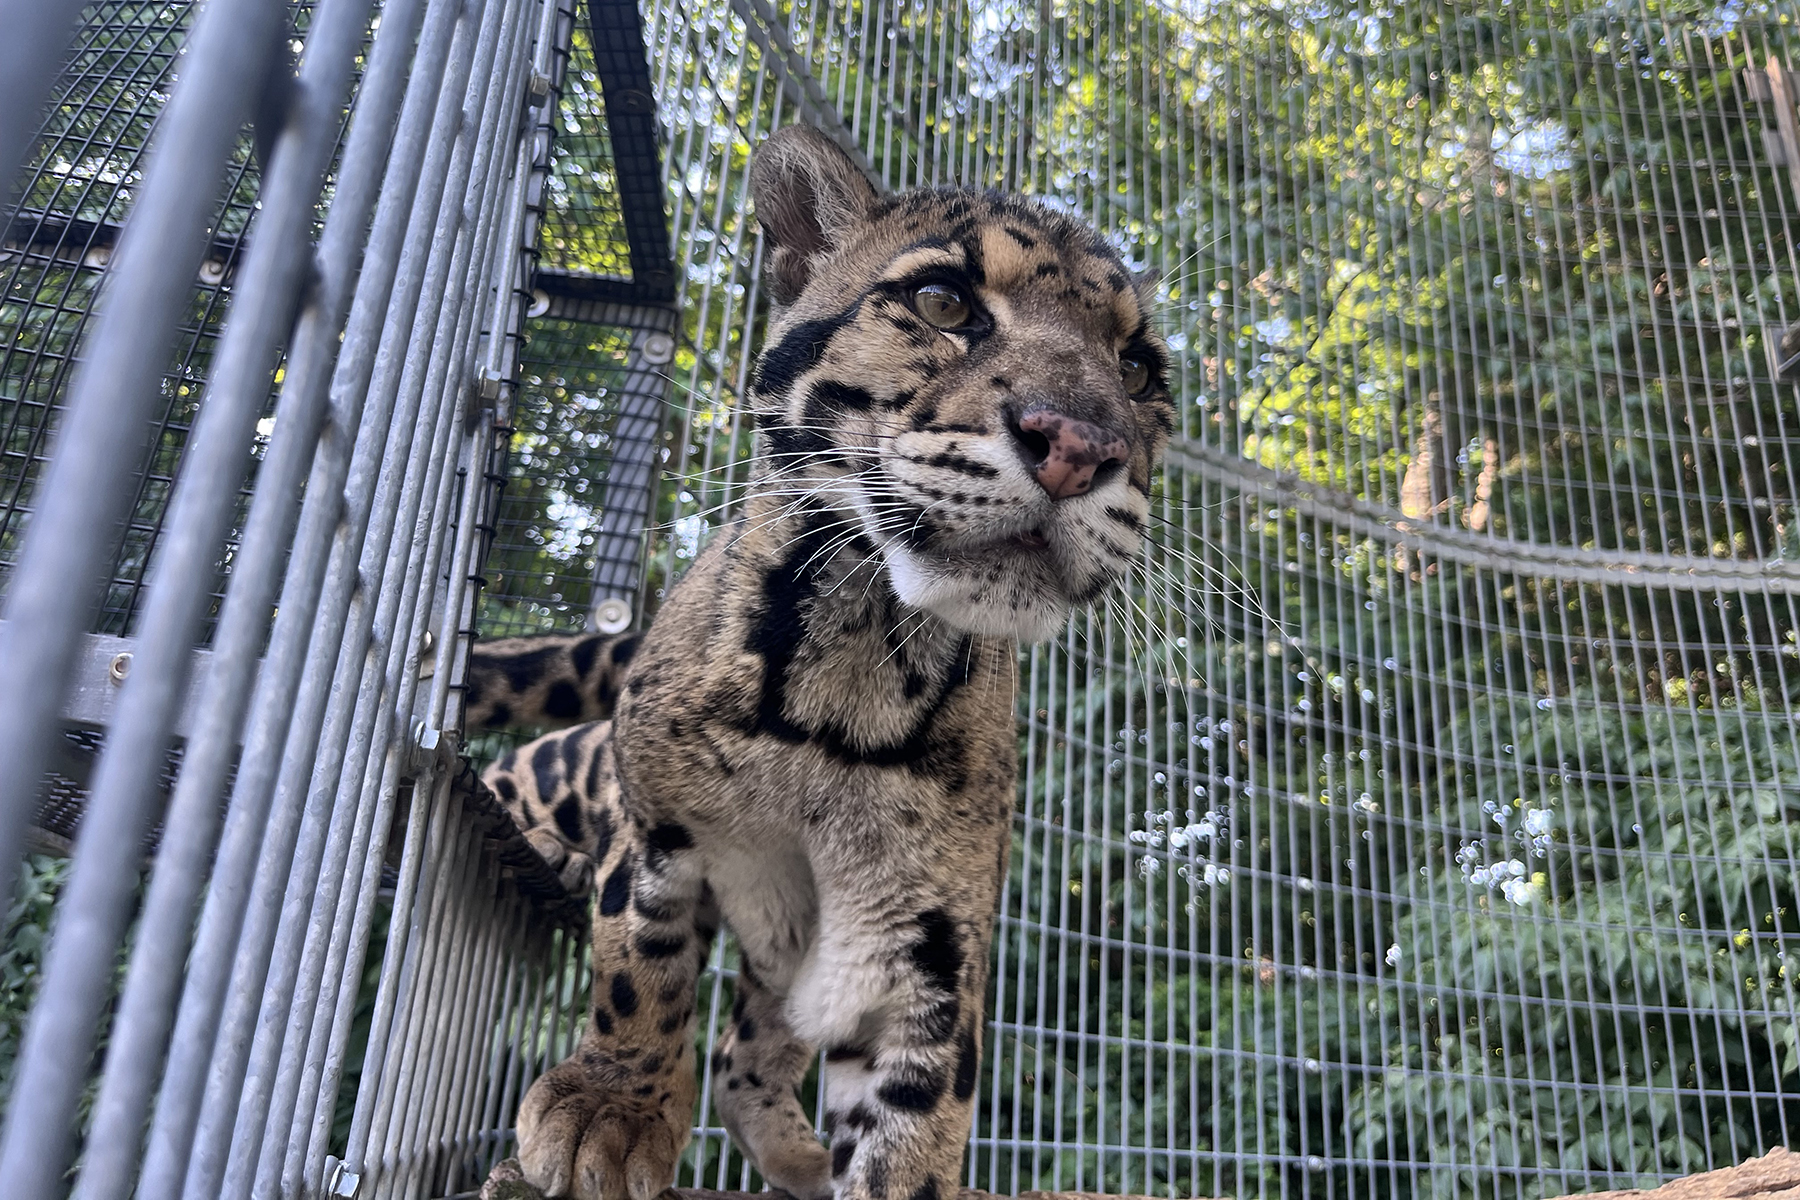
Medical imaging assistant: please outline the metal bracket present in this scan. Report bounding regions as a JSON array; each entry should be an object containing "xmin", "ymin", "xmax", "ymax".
[
  {"xmin": 1772, "ymin": 320, "xmax": 1800, "ymax": 382},
  {"xmin": 322, "ymin": 1157, "xmax": 360, "ymax": 1197},
  {"xmin": 1745, "ymin": 59, "xmax": 1800, "ymax": 204}
]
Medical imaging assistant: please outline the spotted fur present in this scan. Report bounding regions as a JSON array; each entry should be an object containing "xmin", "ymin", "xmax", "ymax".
[{"xmin": 472, "ymin": 125, "xmax": 1174, "ymax": 1200}]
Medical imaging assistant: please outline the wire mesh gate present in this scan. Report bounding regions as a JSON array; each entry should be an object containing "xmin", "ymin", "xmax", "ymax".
[{"xmin": 5, "ymin": 2, "xmax": 1800, "ymax": 1200}]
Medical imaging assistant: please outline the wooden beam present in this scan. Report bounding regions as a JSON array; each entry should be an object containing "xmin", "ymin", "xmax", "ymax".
[{"xmin": 479, "ymin": 1147, "xmax": 1800, "ymax": 1200}]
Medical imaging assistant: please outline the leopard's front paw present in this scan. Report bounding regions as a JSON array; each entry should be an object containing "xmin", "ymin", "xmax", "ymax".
[{"xmin": 516, "ymin": 1057, "xmax": 689, "ymax": 1200}]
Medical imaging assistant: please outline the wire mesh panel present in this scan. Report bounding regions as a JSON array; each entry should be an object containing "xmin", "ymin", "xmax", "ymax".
[
  {"xmin": 0, "ymin": 0, "xmax": 266, "ymax": 635},
  {"xmin": 0, "ymin": 0, "xmax": 601, "ymax": 1192},
  {"xmin": 615, "ymin": 2, "xmax": 1800, "ymax": 1197}
]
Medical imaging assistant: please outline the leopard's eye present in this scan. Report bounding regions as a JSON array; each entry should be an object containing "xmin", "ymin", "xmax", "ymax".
[
  {"xmin": 912, "ymin": 282, "xmax": 973, "ymax": 330},
  {"xmin": 1120, "ymin": 354, "xmax": 1152, "ymax": 396}
]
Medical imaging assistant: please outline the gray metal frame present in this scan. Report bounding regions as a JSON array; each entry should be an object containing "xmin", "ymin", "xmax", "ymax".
[{"xmin": 0, "ymin": 0, "xmax": 594, "ymax": 1193}]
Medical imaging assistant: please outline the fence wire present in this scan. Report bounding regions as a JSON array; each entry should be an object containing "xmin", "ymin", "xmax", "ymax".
[{"xmin": 605, "ymin": 2, "xmax": 1800, "ymax": 1198}]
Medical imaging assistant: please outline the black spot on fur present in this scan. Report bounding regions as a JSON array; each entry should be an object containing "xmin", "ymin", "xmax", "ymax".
[
  {"xmin": 480, "ymin": 702, "xmax": 512, "ymax": 729},
  {"xmin": 726, "ymin": 1076, "xmax": 740, "ymax": 1090},
  {"xmin": 641, "ymin": 1054, "xmax": 664, "ymax": 1074},
  {"xmin": 844, "ymin": 1104, "xmax": 875, "ymax": 1131},
  {"xmin": 588, "ymin": 802, "xmax": 614, "ymax": 863},
  {"xmin": 754, "ymin": 304, "xmax": 859, "ymax": 398},
  {"xmin": 911, "ymin": 450, "xmax": 998, "ymax": 478},
  {"xmin": 611, "ymin": 636, "xmax": 639, "ymax": 665},
  {"xmin": 1104, "ymin": 506, "xmax": 1143, "ymax": 530},
  {"xmin": 878, "ymin": 1070, "xmax": 947, "ymax": 1112},
  {"xmin": 632, "ymin": 882, "xmax": 677, "ymax": 920},
  {"xmin": 592, "ymin": 1005, "xmax": 614, "ymax": 1035},
  {"xmin": 832, "ymin": 1139, "xmax": 857, "ymax": 1176},
  {"xmin": 867, "ymin": 1155, "xmax": 890, "ymax": 1198},
  {"xmin": 634, "ymin": 1083, "xmax": 654, "ymax": 1096},
  {"xmin": 611, "ymin": 972, "xmax": 639, "ymax": 1017},
  {"xmin": 738, "ymin": 1018, "xmax": 757, "ymax": 1042},
  {"xmin": 910, "ymin": 909, "xmax": 963, "ymax": 995},
  {"xmin": 661, "ymin": 1011, "xmax": 685, "ymax": 1035},
  {"xmin": 501, "ymin": 646, "xmax": 560, "ymax": 693},
  {"xmin": 767, "ymin": 424, "xmax": 834, "ymax": 466},
  {"xmin": 825, "ymin": 1045, "xmax": 867, "ymax": 1062},
  {"xmin": 530, "ymin": 739, "xmax": 561, "ymax": 806},
  {"xmin": 909, "ymin": 1179, "xmax": 941, "ymax": 1200},
  {"xmin": 732, "ymin": 992, "xmax": 747, "ymax": 1022},
  {"xmin": 569, "ymin": 634, "xmax": 603, "ymax": 679},
  {"xmin": 544, "ymin": 680, "xmax": 582, "ymax": 720},
  {"xmin": 599, "ymin": 861, "xmax": 631, "ymax": 915},
  {"xmin": 551, "ymin": 798, "xmax": 582, "ymax": 845},
  {"xmin": 492, "ymin": 776, "xmax": 517, "ymax": 804},
  {"xmin": 647, "ymin": 821, "xmax": 692, "ymax": 852},
  {"xmin": 745, "ymin": 1071, "xmax": 764, "ymax": 1088},
  {"xmin": 1003, "ymin": 225, "xmax": 1036, "ymax": 249},
  {"xmin": 636, "ymin": 934, "xmax": 688, "ymax": 959},
  {"xmin": 954, "ymin": 1027, "xmax": 978, "ymax": 1099},
  {"xmin": 712, "ymin": 1048, "xmax": 732, "ymax": 1072}
]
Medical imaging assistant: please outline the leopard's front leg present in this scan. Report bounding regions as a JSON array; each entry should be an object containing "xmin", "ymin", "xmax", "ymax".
[
  {"xmin": 515, "ymin": 817, "xmax": 715, "ymax": 1200},
  {"xmin": 790, "ymin": 830, "xmax": 1006, "ymax": 1200}
]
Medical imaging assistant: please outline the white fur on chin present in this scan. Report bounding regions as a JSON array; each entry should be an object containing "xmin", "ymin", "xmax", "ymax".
[{"xmin": 882, "ymin": 545, "xmax": 1072, "ymax": 643}]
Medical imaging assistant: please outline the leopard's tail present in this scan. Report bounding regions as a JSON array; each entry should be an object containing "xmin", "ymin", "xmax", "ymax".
[{"xmin": 462, "ymin": 630, "xmax": 640, "ymax": 731}]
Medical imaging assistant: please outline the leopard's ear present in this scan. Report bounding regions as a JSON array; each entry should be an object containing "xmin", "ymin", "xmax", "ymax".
[{"xmin": 750, "ymin": 124, "xmax": 878, "ymax": 305}]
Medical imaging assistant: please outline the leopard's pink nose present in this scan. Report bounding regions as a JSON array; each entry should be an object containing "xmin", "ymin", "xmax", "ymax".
[{"xmin": 1012, "ymin": 409, "xmax": 1129, "ymax": 500}]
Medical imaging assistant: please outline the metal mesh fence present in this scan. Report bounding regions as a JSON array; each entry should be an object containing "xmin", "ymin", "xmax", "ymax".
[
  {"xmin": 0, "ymin": 0, "xmax": 269, "ymax": 637},
  {"xmin": 5, "ymin": 0, "xmax": 1800, "ymax": 1196},
  {"xmin": 598, "ymin": 2, "xmax": 1800, "ymax": 1197}
]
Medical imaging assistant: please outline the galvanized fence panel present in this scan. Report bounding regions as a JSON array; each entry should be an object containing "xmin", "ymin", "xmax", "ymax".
[{"xmin": 0, "ymin": 0, "xmax": 597, "ymax": 1193}]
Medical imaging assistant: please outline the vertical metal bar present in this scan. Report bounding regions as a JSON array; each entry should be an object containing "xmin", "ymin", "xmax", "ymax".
[
  {"xmin": 589, "ymin": 317, "xmax": 677, "ymax": 610},
  {"xmin": 250, "ymin": 383, "xmax": 471, "ymax": 1197},
  {"xmin": 185, "ymin": 136, "xmax": 482, "ymax": 1195},
  {"xmin": 348, "ymin": 771, "xmax": 463, "ymax": 1185},
  {"xmin": 69, "ymin": 0, "xmax": 433, "ymax": 1189},
  {"xmin": 372, "ymin": 804, "xmax": 480, "ymax": 1196},
  {"xmin": 282, "ymin": 741, "xmax": 413, "ymax": 1196}
]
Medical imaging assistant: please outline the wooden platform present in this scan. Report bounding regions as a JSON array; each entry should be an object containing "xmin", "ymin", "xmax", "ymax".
[{"xmin": 478, "ymin": 1148, "xmax": 1800, "ymax": 1200}]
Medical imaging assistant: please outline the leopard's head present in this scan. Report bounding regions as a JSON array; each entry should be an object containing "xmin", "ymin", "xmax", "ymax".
[{"xmin": 746, "ymin": 125, "xmax": 1174, "ymax": 642}]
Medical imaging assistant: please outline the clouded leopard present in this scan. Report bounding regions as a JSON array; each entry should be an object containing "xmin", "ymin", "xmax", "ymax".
[{"xmin": 465, "ymin": 124, "xmax": 1174, "ymax": 1200}]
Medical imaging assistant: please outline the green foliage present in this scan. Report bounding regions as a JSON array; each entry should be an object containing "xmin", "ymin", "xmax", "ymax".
[{"xmin": 0, "ymin": 855, "xmax": 70, "ymax": 1118}]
